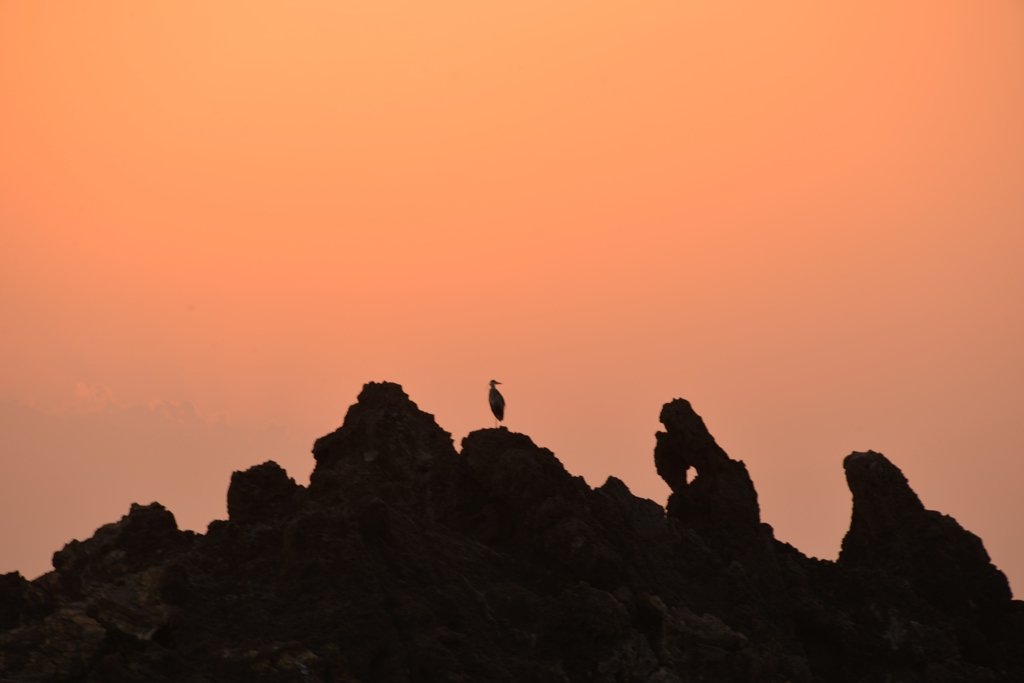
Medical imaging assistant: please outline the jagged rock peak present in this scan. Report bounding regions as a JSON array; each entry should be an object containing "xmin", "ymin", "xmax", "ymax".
[
  {"xmin": 227, "ymin": 460, "xmax": 304, "ymax": 525},
  {"xmin": 655, "ymin": 398, "xmax": 725, "ymax": 490},
  {"xmin": 843, "ymin": 450, "xmax": 925, "ymax": 520},
  {"xmin": 52, "ymin": 502, "xmax": 186, "ymax": 577},
  {"xmin": 654, "ymin": 399, "xmax": 763, "ymax": 562},
  {"xmin": 839, "ymin": 450, "xmax": 939, "ymax": 567},
  {"xmin": 461, "ymin": 426, "xmax": 548, "ymax": 458},
  {"xmin": 840, "ymin": 450, "xmax": 1013, "ymax": 615},
  {"xmin": 459, "ymin": 426, "xmax": 585, "ymax": 508},
  {"xmin": 453, "ymin": 427, "xmax": 625, "ymax": 590},
  {"xmin": 310, "ymin": 381, "xmax": 456, "ymax": 473}
]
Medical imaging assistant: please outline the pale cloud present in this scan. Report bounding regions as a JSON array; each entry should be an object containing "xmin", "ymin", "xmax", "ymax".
[{"xmin": 71, "ymin": 381, "xmax": 115, "ymax": 414}]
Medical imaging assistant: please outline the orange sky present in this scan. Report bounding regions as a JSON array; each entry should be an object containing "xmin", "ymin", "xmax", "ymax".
[{"xmin": 2, "ymin": 1, "xmax": 1023, "ymax": 588}]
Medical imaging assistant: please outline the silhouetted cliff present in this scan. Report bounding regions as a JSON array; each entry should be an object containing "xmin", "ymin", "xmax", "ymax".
[{"xmin": 2, "ymin": 383, "xmax": 1021, "ymax": 682}]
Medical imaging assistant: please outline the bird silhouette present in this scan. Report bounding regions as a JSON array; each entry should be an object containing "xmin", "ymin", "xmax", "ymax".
[{"xmin": 488, "ymin": 380, "xmax": 504, "ymax": 428}]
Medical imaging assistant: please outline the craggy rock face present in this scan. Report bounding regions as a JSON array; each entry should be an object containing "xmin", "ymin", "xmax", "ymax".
[
  {"xmin": 312, "ymin": 381, "xmax": 457, "ymax": 477},
  {"xmin": 1, "ymin": 383, "xmax": 1022, "ymax": 683},
  {"xmin": 228, "ymin": 460, "xmax": 306, "ymax": 525},
  {"xmin": 840, "ymin": 451, "xmax": 1013, "ymax": 619},
  {"xmin": 654, "ymin": 399, "xmax": 764, "ymax": 565}
]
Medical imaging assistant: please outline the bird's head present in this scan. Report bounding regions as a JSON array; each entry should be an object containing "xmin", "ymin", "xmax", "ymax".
[{"xmin": 489, "ymin": 380, "xmax": 501, "ymax": 387}]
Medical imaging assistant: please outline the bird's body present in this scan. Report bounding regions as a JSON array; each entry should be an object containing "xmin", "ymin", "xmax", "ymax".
[{"xmin": 489, "ymin": 380, "xmax": 505, "ymax": 426}]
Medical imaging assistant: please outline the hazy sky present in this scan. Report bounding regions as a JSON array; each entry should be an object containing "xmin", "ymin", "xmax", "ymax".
[{"xmin": 2, "ymin": 1, "xmax": 1022, "ymax": 588}]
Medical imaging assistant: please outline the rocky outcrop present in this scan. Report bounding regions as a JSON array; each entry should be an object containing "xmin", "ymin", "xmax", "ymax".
[
  {"xmin": 654, "ymin": 398, "xmax": 772, "ymax": 568},
  {"xmin": 227, "ymin": 461, "xmax": 306, "ymax": 525},
  {"xmin": 840, "ymin": 451, "xmax": 1012, "ymax": 616},
  {"xmin": 837, "ymin": 451, "xmax": 1023, "ymax": 672},
  {"xmin": 1, "ymin": 382, "xmax": 1021, "ymax": 682}
]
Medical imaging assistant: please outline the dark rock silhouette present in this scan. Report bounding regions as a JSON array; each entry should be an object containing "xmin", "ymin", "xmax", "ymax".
[
  {"xmin": 655, "ymin": 398, "xmax": 766, "ymax": 565},
  {"xmin": 840, "ymin": 451, "xmax": 1012, "ymax": 614},
  {"xmin": 1, "ymin": 382, "xmax": 1021, "ymax": 682}
]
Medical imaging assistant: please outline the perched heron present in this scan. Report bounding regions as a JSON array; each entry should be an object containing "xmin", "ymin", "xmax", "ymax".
[{"xmin": 488, "ymin": 380, "xmax": 505, "ymax": 427}]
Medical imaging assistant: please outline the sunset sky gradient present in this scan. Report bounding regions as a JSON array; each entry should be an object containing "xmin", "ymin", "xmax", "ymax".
[{"xmin": 2, "ymin": 1, "xmax": 1023, "ymax": 588}]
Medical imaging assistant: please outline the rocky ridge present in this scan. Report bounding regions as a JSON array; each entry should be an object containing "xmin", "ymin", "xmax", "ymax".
[{"xmin": 1, "ymin": 382, "xmax": 1021, "ymax": 682}]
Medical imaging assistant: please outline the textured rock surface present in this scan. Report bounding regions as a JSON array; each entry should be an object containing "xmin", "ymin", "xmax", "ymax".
[{"xmin": 1, "ymin": 382, "xmax": 1021, "ymax": 682}]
